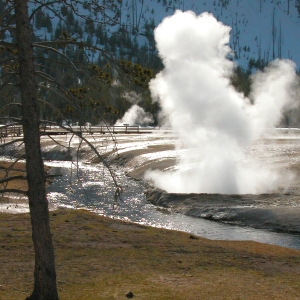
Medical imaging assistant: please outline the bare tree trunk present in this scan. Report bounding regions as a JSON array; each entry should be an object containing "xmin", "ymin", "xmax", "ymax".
[{"xmin": 14, "ymin": 0, "xmax": 59, "ymax": 299}]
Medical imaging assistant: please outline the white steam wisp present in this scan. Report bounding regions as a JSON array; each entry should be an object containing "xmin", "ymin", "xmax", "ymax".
[
  {"xmin": 115, "ymin": 104, "xmax": 154, "ymax": 126},
  {"xmin": 145, "ymin": 10, "xmax": 299, "ymax": 194}
]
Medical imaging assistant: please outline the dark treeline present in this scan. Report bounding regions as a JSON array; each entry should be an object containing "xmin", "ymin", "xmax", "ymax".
[
  {"xmin": 0, "ymin": 0, "xmax": 160, "ymax": 126},
  {"xmin": 0, "ymin": 0, "xmax": 296, "ymax": 127}
]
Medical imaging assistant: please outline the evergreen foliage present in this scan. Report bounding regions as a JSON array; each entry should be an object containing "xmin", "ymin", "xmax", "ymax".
[
  {"xmin": 2, "ymin": 0, "xmax": 293, "ymax": 127},
  {"xmin": 0, "ymin": 0, "xmax": 159, "ymax": 126}
]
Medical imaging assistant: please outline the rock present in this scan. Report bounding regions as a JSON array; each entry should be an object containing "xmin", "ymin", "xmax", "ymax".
[
  {"xmin": 145, "ymin": 188, "xmax": 166, "ymax": 205},
  {"xmin": 126, "ymin": 291, "xmax": 134, "ymax": 298},
  {"xmin": 145, "ymin": 188, "xmax": 300, "ymax": 234}
]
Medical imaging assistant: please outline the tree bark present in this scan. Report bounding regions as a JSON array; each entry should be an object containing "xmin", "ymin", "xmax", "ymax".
[{"xmin": 14, "ymin": 0, "xmax": 59, "ymax": 299}]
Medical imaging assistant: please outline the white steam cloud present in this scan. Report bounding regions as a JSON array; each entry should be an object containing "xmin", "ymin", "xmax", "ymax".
[
  {"xmin": 122, "ymin": 91, "xmax": 142, "ymax": 104},
  {"xmin": 115, "ymin": 104, "xmax": 154, "ymax": 126},
  {"xmin": 145, "ymin": 10, "xmax": 299, "ymax": 194}
]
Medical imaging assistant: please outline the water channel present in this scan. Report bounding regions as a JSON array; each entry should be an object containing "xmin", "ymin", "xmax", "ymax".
[{"xmin": 46, "ymin": 160, "xmax": 300, "ymax": 250}]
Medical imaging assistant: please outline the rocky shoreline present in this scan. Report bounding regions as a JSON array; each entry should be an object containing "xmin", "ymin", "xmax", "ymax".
[{"xmin": 145, "ymin": 188, "xmax": 300, "ymax": 234}]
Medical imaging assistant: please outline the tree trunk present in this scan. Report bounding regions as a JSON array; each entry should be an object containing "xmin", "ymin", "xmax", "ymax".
[{"xmin": 14, "ymin": 0, "xmax": 59, "ymax": 299}]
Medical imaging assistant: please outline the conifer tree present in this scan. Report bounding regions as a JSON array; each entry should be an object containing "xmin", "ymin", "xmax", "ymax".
[{"xmin": 0, "ymin": 1, "xmax": 155, "ymax": 297}]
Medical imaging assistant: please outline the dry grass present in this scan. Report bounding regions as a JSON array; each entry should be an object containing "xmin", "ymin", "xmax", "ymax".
[
  {"xmin": 0, "ymin": 209, "xmax": 300, "ymax": 300},
  {"xmin": 0, "ymin": 161, "xmax": 52, "ymax": 202},
  {"xmin": 0, "ymin": 161, "xmax": 28, "ymax": 192},
  {"xmin": 1, "ymin": 159, "xmax": 300, "ymax": 299}
]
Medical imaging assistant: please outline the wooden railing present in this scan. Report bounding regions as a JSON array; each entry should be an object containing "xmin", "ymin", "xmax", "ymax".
[
  {"xmin": 39, "ymin": 125, "xmax": 151, "ymax": 135},
  {"xmin": 0, "ymin": 125, "xmax": 154, "ymax": 143},
  {"xmin": 0, "ymin": 125, "xmax": 22, "ymax": 138}
]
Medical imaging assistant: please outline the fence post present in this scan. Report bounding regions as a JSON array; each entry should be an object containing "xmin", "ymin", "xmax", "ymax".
[{"xmin": 123, "ymin": 124, "xmax": 129, "ymax": 133}]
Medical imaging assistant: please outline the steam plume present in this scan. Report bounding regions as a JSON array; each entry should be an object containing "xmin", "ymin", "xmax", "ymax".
[
  {"xmin": 122, "ymin": 91, "xmax": 142, "ymax": 104},
  {"xmin": 145, "ymin": 10, "xmax": 299, "ymax": 194},
  {"xmin": 115, "ymin": 104, "xmax": 154, "ymax": 126}
]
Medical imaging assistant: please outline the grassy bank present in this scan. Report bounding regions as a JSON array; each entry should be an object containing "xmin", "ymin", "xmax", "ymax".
[
  {"xmin": 0, "ymin": 209, "xmax": 300, "ymax": 299},
  {"xmin": 0, "ymin": 161, "xmax": 52, "ymax": 199}
]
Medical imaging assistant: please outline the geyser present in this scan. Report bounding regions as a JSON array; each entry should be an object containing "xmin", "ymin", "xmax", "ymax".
[{"xmin": 145, "ymin": 10, "xmax": 299, "ymax": 194}]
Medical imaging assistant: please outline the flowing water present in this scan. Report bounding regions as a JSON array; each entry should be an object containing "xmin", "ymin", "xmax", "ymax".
[
  {"xmin": 1, "ymin": 130, "xmax": 300, "ymax": 250},
  {"xmin": 45, "ymin": 160, "xmax": 300, "ymax": 250}
]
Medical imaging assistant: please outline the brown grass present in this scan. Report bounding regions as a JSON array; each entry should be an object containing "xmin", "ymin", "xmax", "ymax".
[
  {"xmin": 0, "ymin": 161, "xmax": 28, "ymax": 192},
  {"xmin": 0, "ymin": 209, "xmax": 300, "ymax": 300},
  {"xmin": 1, "ymin": 159, "xmax": 299, "ymax": 299},
  {"xmin": 0, "ymin": 161, "xmax": 52, "ymax": 201}
]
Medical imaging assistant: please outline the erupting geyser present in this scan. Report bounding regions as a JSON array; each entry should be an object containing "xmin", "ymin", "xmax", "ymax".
[{"xmin": 145, "ymin": 10, "xmax": 299, "ymax": 194}]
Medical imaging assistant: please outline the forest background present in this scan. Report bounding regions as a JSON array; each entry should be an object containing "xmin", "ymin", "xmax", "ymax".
[{"xmin": 2, "ymin": 0, "xmax": 300, "ymax": 128}]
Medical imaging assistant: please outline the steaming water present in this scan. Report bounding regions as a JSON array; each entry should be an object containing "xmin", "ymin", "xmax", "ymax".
[
  {"xmin": 1, "ymin": 131, "xmax": 300, "ymax": 249},
  {"xmin": 146, "ymin": 10, "xmax": 300, "ymax": 194},
  {"xmin": 45, "ymin": 160, "xmax": 300, "ymax": 250}
]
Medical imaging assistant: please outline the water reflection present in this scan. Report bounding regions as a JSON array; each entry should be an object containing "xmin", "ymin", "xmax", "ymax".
[{"xmin": 46, "ymin": 161, "xmax": 300, "ymax": 250}]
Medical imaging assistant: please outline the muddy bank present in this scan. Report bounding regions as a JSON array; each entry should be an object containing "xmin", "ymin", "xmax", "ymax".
[{"xmin": 145, "ymin": 188, "xmax": 300, "ymax": 234}]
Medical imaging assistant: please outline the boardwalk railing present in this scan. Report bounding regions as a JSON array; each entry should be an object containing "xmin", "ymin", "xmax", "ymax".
[
  {"xmin": 0, "ymin": 125, "xmax": 154, "ymax": 142},
  {"xmin": 0, "ymin": 125, "xmax": 22, "ymax": 138},
  {"xmin": 39, "ymin": 125, "xmax": 152, "ymax": 135}
]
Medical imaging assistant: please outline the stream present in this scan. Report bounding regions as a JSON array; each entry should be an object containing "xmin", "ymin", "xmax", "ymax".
[{"xmin": 46, "ymin": 160, "xmax": 300, "ymax": 250}]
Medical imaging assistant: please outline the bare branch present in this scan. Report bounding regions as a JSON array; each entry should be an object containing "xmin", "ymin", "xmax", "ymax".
[
  {"xmin": 77, "ymin": 132, "xmax": 120, "ymax": 190},
  {"xmin": 29, "ymin": 0, "xmax": 68, "ymax": 25},
  {"xmin": 0, "ymin": 119, "xmax": 22, "ymax": 125},
  {"xmin": 0, "ymin": 41, "xmax": 17, "ymax": 50},
  {"xmin": 0, "ymin": 72, "xmax": 18, "ymax": 91},
  {"xmin": 33, "ymin": 40, "xmax": 116, "ymax": 63},
  {"xmin": 34, "ymin": 56, "xmax": 81, "ymax": 73},
  {"xmin": 0, "ymin": 57, "xmax": 18, "ymax": 66},
  {"xmin": 46, "ymin": 134, "xmax": 68, "ymax": 149},
  {"xmin": 0, "ymin": 4, "xmax": 16, "ymax": 38},
  {"xmin": 0, "ymin": 189, "xmax": 28, "ymax": 195},
  {"xmin": 36, "ymin": 74, "xmax": 82, "ymax": 112},
  {"xmin": 0, "ymin": 103, "xmax": 22, "ymax": 115},
  {"xmin": 0, "ymin": 2, "xmax": 14, "ymax": 19},
  {"xmin": 0, "ymin": 175, "xmax": 27, "ymax": 184},
  {"xmin": 33, "ymin": 43, "xmax": 80, "ymax": 72},
  {"xmin": 0, "ymin": 138, "xmax": 24, "ymax": 148},
  {"xmin": 38, "ymin": 91, "xmax": 71, "ymax": 113},
  {"xmin": 58, "ymin": 0, "xmax": 120, "ymax": 27},
  {"xmin": 36, "ymin": 118, "xmax": 120, "ymax": 190},
  {"xmin": 29, "ymin": 1, "xmax": 61, "ymax": 21}
]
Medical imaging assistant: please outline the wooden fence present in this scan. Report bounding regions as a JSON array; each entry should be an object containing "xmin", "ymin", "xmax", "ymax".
[
  {"xmin": 0, "ymin": 125, "xmax": 153, "ymax": 142},
  {"xmin": 0, "ymin": 125, "xmax": 22, "ymax": 138}
]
